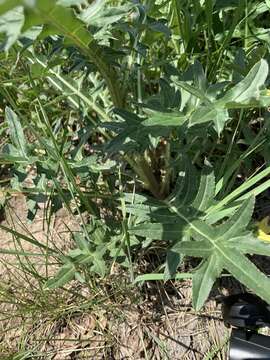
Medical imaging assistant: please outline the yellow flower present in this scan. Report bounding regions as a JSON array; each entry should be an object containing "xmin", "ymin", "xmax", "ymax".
[{"xmin": 257, "ymin": 216, "xmax": 270, "ymax": 242}]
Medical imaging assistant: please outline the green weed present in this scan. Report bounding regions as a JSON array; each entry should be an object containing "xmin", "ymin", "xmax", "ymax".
[{"xmin": 0, "ymin": 0, "xmax": 270, "ymax": 356}]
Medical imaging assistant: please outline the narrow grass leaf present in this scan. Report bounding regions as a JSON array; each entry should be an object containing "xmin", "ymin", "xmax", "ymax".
[{"xmin": 134, "ymin": 272, "xmax": 193, "ymax": 283}]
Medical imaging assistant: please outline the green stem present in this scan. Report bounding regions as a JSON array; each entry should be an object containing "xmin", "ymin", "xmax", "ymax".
[
  {"xmin": 160, "ymin": 141, "xmax": 171, "ymax": 198},
  {"xmin": 126, "ymin": 154, "xmax": 161, "ymax": 199}
]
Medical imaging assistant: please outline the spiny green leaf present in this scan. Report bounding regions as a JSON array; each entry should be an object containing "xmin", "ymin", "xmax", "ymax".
[
  {"xmin": 172, "ymin": 79, "xmax": 211, "ymax": 104},
  {"xmin": 221, "ymin": 247, "xmax": 270, "ymax": 304},
  {"xmin": 188, "ymin": 60, "xmax": 269, "ymax": 135},
  {"xmin": 130, "ymin": 186, "xmax": 270, "ymax": 308},
  {"xmin": 163, "ymin": 249, "xmax": 183, "ymax": 281},
  {"xmin": 79, "ymin": 0, "xmax": 133, "ymax": 27},
  {"xmin": 216, "ymin": 196, "xmax": 255, "ymax": 240},
  {"xmin": 22, "ymin": 0, "xmax": 94, "ymax": 49},
  {"xmin": 220, "ymin": 59, "xmax": 269, "ymax": 105},
  {"xmin": 192, "ymin": 164, "xmax": 215, "ymax": 212},
  {"xmin": 192, "ymin": 255, "xmax": 223, "ymax": 311},
  {"xmin": 0, "ymin": 6, "xmax": 24, "ymax": 50},
  {"xmin": 227, "ymin": 234, "xmax": 270, "ymax": 257},
  {"xmin": 172, "ymin": 239, "xmax": 214, "ymax": 257},
  {"xmin": 130, "ymin": 222, "xmax": 186, "ymax": 241},
  {"xmin": 190, "ymin": 105, "xmax": 229, "ymax": 135},
  {"xmin": 5, "ymin": 107, "xmax": 28, "ymax": 158},
  {"xmin": 125, "ymin": 204, "xmax": 177, "ymax": 223},
  {"xmin": 170, "ymin": 157, "xmax": 198, "ymax": 205},
  {"xmin": 0, "ymin": 0, "xmax": 122, "ymax": 107},
  {"xmin": 142, "ymin": 111, "xmax": 187, "ymax": 127},
  {"xmin": 45, "ymin": 262, "xmax": 76, "ymax": 289},
  {"xmin": 91, "ymin": 256, "xmax": 106, "ymax": 277},
  {"xmin": 189, "ymin": 220, "xmax": 217, "ymax": 242},
  {"xmin": 134, "ymin": 272, "xmax": 192, "ymax": 283}
]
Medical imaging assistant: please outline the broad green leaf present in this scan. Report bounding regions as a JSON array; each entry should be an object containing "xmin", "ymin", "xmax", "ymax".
[
  {"xmin": 5, "ymin": 107, "xmax": 28, "ymax": 157},
  {"xmin": 142, "ymin": 111, "xmax": 187, "ymax": 127},
  {"xmin": 130, "ymin": 222, "xmax": 186, "ymax": 241},
  {"xmin": 0, "ymin": 154, "xmax": 31, "ymax": 164},
  {"xmin": 170, "ymin": 157, "xmax": 198, "ymax": 205},
  {"xmin": 192, "ymin": 165, "xmax": 215, "ymax": 212},
  {"xmin": 163, "ymin": 250, "xmax": 183, "ymax": 281},
  {"xmin": 188, "ymin": 220, "xmax": 217, "ymax": 242},
  {"xmin": 216, "ymin": 197, "xmax": 255, "ymax": 239},
  {"xmin": 130, "ymin": 177, "xmax": 270, "ymax": 309},
  {"xmin": 226, "ymin": 235, "xmax": 270, "ymax": 257},
  {"xmin": 219, "ymin": 60, "xmax": 269, "ymax": 105},
  {"xmin": 91, "ymin": 256, "xmax": 106, "ymax": 277},
  {"xmin": 190, "ymin": 105, "xmax": 229, "ymax": 135},
  {"xmin": 188, "ymin": 60, "xmax": 269, "ymax": 135},
  {"xmin": 172, "ymin": 79, "xmax": 211, "ymax": 104},
  {"xmin": 22, "ymin": 0, "xmax": 94, "ymax": 49},
  {"xmin": 74, "ymin": 271, "xmax": 86, "ymax": 283},
  {"xmin": 212, "ymin": 109, "xmax": 230, "ymax": 136},
  {"xmin": 79, "ymin": 0, "xmax": 133, "ymax": 27},
  {"xmin": 172, "ymin": 239, "xmax": 213, "ymax": 257},
  {"xmin": 0, "ymin": 6, "xmax": 24, "ymax": 50},
  {"xmin": 0, "ymin": 0, "xmax": 21, "ymax": 15},
  {"xmin": 0, "ymin": 0, "xmax": 122, "ymax": 107},
  {"xmin": 192, "ymin": 255, "xmax": 223, "ymax": 311},
  {"xmin": 78, "ymin": 0, "xmax": 104, "ymax": 21},
  {"xmin": 221, "ymin": 247, "xmax": 270, "ymax": 304},
  {"xmin": 45, "ymin": 261, "xmax": 76, "ymax": 289},
  {"xmin": 27, "ymin": 53, "xmax": 110, "ymax": 126},
  {"xmin": 125, "ymin": 204, "xmax": 177, "ymax": 223},
  {"xmin": 70, "ymin": 157, "xmax": 116, "ymax": 173}
]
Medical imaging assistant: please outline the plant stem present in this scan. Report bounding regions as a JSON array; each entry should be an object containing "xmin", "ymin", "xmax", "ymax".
[
  {"xmin": 126, "ymin": 154, "xmax": 161, "ymax": 199},
  {"xmin": 160, "ymin": 141, "xmax": 171, "ymax": 198}
]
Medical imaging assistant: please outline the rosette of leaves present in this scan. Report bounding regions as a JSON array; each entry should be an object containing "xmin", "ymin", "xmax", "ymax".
[{"xmin": 127, "ymin": 159, "xmax": 270, "ymax": 310}]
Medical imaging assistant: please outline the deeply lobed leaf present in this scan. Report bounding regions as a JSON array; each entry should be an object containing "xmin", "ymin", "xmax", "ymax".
[{"xmin": 129, "ymin": 163, "xmax": 270, "ymax": 310}]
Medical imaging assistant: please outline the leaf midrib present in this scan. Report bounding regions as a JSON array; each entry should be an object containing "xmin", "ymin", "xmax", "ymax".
[{"xmin": 167, "ymin": 203, "xmax": 262, "ymax": 287}]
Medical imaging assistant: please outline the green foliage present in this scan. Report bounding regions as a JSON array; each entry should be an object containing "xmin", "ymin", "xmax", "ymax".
[
  {"xmin": 127, "ymin": 162, "xmax": 270, "ymax": 309},
  {"xmin": 1, "ymin": 0, "xmax": 270, "ymax": 310}
]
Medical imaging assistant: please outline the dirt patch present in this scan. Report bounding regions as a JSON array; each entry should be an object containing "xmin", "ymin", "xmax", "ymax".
[
  {"xmin": 107, "ymin": 281, "xmax": 230, "ymax": 360},
  {"xmin": 0, "ymin": 195, "xmax": 79, "ymax": 276}
]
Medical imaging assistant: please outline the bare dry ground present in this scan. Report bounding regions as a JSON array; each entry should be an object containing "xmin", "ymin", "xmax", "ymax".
[{"xmin": 0, "ymin": 196, "xmax": 232, "ymax": 359}]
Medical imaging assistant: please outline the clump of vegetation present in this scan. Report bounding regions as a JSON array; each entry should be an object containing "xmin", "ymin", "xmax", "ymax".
[{"xmin": 1, "ymin": 0, "xmax": 270, "ymax": 356}]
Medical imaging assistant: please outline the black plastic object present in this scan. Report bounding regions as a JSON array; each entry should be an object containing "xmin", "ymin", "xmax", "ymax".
[
  {"xmin": 222, "ymin": 293, "xmax": 270, "ymax": 360},
  {"xmin": 222, "ymin": 293, "xmax": 270, "ymax": 329},
  {"xmin": 229, "ymin": 329, "xmax": 270, "ymax": 360}
]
